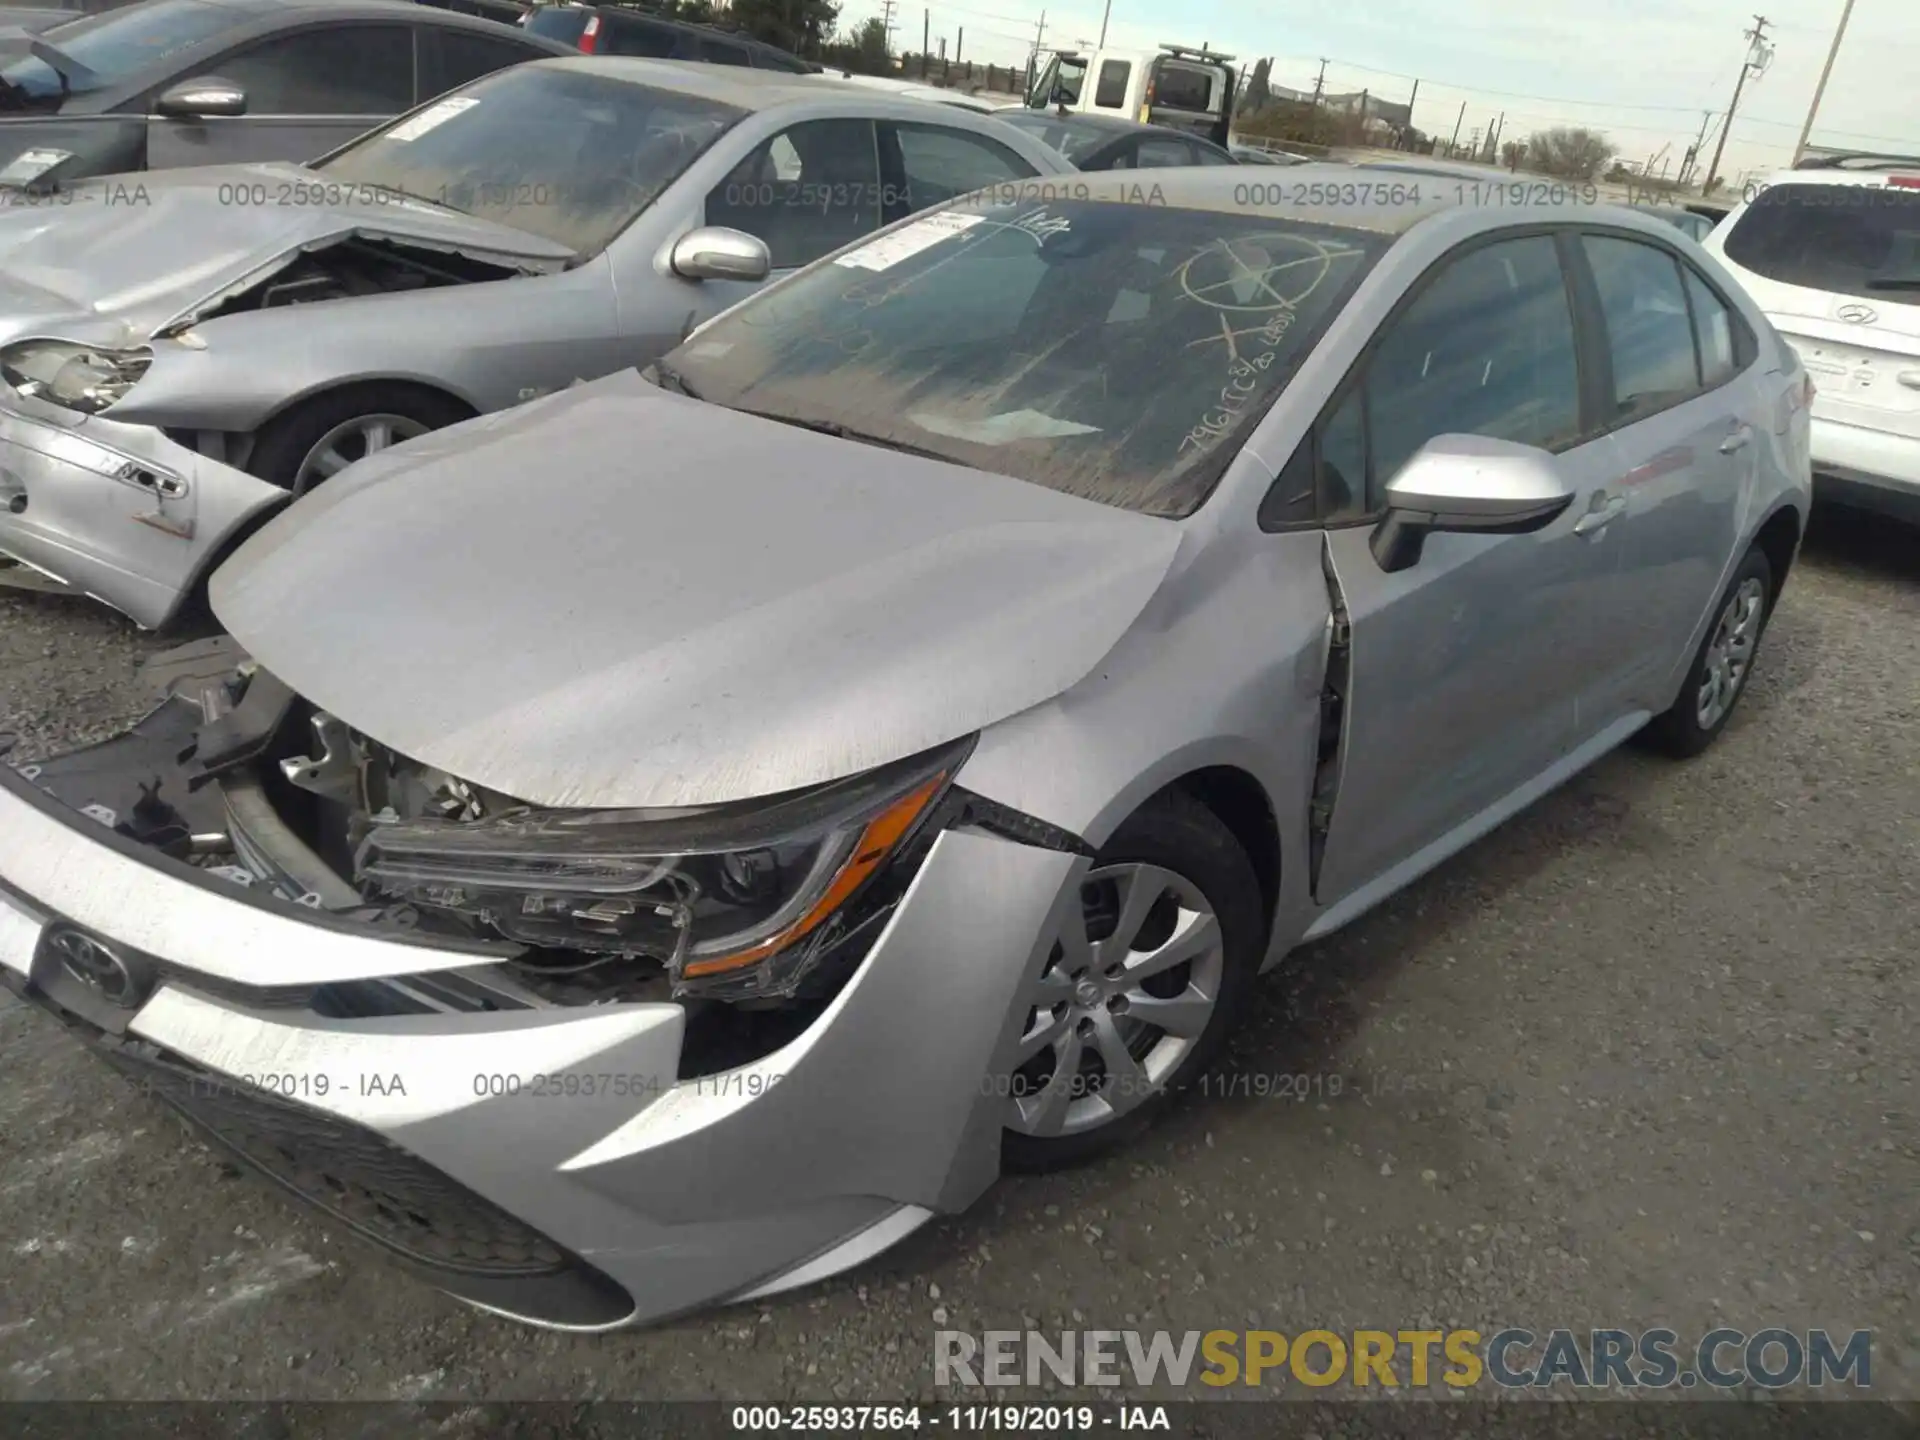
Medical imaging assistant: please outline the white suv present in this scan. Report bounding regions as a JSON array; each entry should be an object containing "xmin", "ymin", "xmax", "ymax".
[{"xmin": 1703, "ymin": 158, "xmax": 1920, "ymax": 522}]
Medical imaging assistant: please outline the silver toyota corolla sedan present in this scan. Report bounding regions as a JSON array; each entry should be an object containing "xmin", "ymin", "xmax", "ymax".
[
  {"xmin": 0, "ymin": 169, "xmax": 1812, "ymax": 1330},
  {"xmin": 0, "ymin": 54, "xmax": 1069, "ymax": 626}
]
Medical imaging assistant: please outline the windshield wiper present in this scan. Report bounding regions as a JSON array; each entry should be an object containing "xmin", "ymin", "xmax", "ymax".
[
  {"xmin": 749, "ymin": 412, "xmax": 962, "ymax": 465},
  {"xmin": 1864, "ymin": 277, "xmax": 1920, "ymax": 291}
]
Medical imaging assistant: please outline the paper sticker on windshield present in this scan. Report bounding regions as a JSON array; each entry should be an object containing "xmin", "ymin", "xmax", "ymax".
[
  {"xmin": 834, "ymin": 211, "xmax": 983, "ymax": 272},
  {"xmin": 0, "ymin": 148, "xmax": 71, "ymax": 187},
  {"xmin": 908, "ymin": 409, "xmax": 1100, "ymax": 446},
  {"xmin": 386, "ymin": 97, "xmax": 478, "ymax": 143}
]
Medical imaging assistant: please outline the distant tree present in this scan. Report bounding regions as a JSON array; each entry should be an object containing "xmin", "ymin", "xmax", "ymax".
[
  {"xmin": 1524, "ymin": 126, "xmax": 1616, "ymax": 181},
  {"xmin": 656, "ymin": 0, "xmax": 717, "ymax": 22},
  {"xmin": 850, "ymin": 15, "xmax": 888, "ymax": 69},
  {"xmin": 731, "ymin": 0, "xmax": 841, "ymax": 56},
  {"xmin": 1501, "ymin": 139, "xmax": 1527, "ymax": 171},
  {"xmin": 1243, "ymin": 57, "xmax": 1272, "ymax": 111}
]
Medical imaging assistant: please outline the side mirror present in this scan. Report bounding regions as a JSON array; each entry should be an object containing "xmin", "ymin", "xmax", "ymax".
[
  {"xmin": 668, "ymin": 226, "xmax": 771, "ymax": 283},
  {"xmin": 153, "ymin": 77, "xmax": 247, "ymax": 119},
  {"xmin": 1369, "ymin": 434, "xmax": 1575, "ymax": 574}
]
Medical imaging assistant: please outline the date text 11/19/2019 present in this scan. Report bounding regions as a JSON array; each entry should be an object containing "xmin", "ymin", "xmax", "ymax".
[{"xmin": 729, "ymin": 1405, "xmax": 1171, "ymax": 1431}]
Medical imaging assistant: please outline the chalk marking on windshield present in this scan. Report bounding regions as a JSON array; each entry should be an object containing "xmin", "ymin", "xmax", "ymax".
[
  {"xmin": 385, "ymin": 96, "xmax": 478, "ymax": 143},
  {"xmin": 1175, "ymin": 237, "xmax": 1367, "ymax": 458}
]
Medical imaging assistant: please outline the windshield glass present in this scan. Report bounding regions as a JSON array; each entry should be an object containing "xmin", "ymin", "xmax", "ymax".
[
  {"xmin": 0, "ymin": 0, "xmax": 244, "ymax": 109},
  {"xmin": 1723, "ymin": 182, "xmax": 1920, "ymax": 299},
  {"xmin": 994, "ymin": 112, "xmax": 1116, "ymax": 164},
  {"xmin": 318, "ymin": 65, "xmax": 745, "ymax": 254},
  {"xmin": 663, "ymin": 192, "xmax": 1387, "ymax": 517}
]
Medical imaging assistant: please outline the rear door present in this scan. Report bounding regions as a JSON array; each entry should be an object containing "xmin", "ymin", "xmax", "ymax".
[
  {"xmin": 1568, "ymin": 231, "xmax": 1766, "ymax": 723},
  {"xmin": 144, "ymin": 21, "xmax": 416, "ymax": 168},
  {"xmin": 1142, "ymin": 55, "xmax": 1227, "ymax": 139}
]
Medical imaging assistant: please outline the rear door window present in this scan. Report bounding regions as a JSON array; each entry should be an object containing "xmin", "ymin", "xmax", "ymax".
[
  {"xmin": 601, "ymin": 14, "xmax": 679, "ymax": 57},
  {"xmin": 887, "ymin": 121, "xmax": 1035, "ymax": 211},
  {"xmin": 1135, "ymin": 135, "xmax": 1190, "ymax": 168},
  {"xmin": 1683, "ymin": 266, "xmax": 1740, "ymax": 387},
  {"xmin": 1722, "ymin": 182, "xmax": 1920, "ymax": 301},
  {"xmin": 1580, "ymin": 235, "xmax": 1701, "ymax": 420},
  {"xmin": 520, "ymin": 6, "xmax": 589, "ymax": 46},
  {"xmin": 1151, "ymin": 60, "xmax": 1215, "ymax": 112},
  {"xmin": 420, "ymin": 27, "xmax": 543, "ymax": 95}
]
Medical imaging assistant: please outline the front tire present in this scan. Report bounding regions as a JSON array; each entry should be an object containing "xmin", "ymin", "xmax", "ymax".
[
  {"xmin": 247, "ymin": 384, "xmax": 471, "ymax": 496},
  {"xmin": 1001, "ymin": 791, "xmax": 1264, "ymax": 1173},
  {"xmin": 1641, "ymin": 545, "xmax": 1774, "ymax": 758}
]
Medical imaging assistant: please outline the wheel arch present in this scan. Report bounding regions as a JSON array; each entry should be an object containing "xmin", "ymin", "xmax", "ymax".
[
  {"xmin": 250, "ymin": 374, "xmax": 485, "ymax": 439},
  {"xmin": 1751, "ymin": 499, "xmax": 1804, "ymax": 609}
]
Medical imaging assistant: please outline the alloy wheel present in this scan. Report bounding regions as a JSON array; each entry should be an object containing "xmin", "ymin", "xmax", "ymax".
[
  {"xmin": 291, "ymin": 414, "xmax": 430, "ymax": 496},
  {"xmin": 1695, "ymin": 576, "xmax": 1767, "ymax": 730},
  {"xmin": 1006, "ymin": 862, "xmax": 1225, "ymax": 1139}
]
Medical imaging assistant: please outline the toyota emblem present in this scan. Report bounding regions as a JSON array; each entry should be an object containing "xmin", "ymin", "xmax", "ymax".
[
  {"xmin": 1835, "ymin": 303, "xmax": 1879, "ymax": 324},
  {"xmin": 47, "ymin": 928, "xmax": 137, "ymax": 1005}
]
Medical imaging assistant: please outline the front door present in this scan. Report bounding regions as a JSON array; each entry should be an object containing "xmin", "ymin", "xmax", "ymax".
[
  {"xmin": 145, "ymin": 23, "xmax": 416, "ymax": 170},
  {"xmin": 1310, "ymin": 231, "xmax": 1630, "ymax": 907}
]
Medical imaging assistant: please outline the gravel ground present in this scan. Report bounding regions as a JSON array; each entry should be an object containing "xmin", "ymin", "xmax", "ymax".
[{"xmin": 0, "ymin": 506, "xmax": 1915, "ymax": 1407}]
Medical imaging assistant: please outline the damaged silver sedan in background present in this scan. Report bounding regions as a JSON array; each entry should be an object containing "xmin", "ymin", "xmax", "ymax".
[
  {"xmin": 0, "ymin": 171, "xmax": 1809, "ymax": 1329},
  {"xmin": 0, "ymin": 54, "xmax": 1067, "ymax": 626}
]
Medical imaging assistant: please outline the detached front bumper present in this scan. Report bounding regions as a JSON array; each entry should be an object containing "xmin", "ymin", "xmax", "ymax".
[
  {"xmin": 0, "ymin": 739, "xmax": 1077, "ymax": 1328},
  {"xmin": 0, "ymin": 395, "xmax": 283, "ymax": 629}
]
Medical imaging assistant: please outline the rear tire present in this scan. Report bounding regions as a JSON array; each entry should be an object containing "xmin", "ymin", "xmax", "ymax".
[
  {"xmin": 247, "ymin": 384, "xmax": 471, "ymax": 495},
  {"xmin": 1000, "ymin": 790, "xmax": 1264, "ymax": 1173},
  {"xmin": 1641, "ymin": 545, "xmax": 1774, "ymax": 758}
]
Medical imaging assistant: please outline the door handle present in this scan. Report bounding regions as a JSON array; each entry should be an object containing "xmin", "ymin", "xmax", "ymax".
[
  {"xmin": 1719, "ymin": 424, "xmax": 1753, "ymax": 454},
  {"xmin": 1573, "ymin": 495, "xmax": 1627, "ymax": 538}
]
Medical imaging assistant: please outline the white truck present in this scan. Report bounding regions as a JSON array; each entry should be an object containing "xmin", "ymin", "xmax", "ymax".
[{"xmin": 1024, "ymin": 43, "xmax": 1237, "ymax": 148}]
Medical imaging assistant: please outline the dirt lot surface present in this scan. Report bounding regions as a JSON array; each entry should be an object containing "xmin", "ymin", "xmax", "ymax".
[{"xmin": 0, "ymin": 507, "xmax": 1914, "ymax": 1411}]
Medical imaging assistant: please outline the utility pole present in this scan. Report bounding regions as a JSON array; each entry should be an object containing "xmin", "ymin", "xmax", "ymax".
[
  {"xmin": 1447, "ymin": 99, "xmax": 1466, "ymax": 156},
  {"xmin": 1097, "ymin": 0, "xmax": 1111, "ymax": 49},
  {"xmin": 1680, "ymin": 109, "xmax": 1712, "ymax": 185},
  {"xmin": 921, "ymin": 7, "xmax": 929, "ymax": 70},
  {"xmin": 1310, "ymin": 58, "xmax": 1326, "ymax": 107},
  {"xmin": 879, "ymin": 0, "xmax": 896, "ymax": 55},
  {"xmin": 1794, "ymin": 0, "xmax": 1855, "ymax": 165},
  {"xmin": 955, "ymin": 25, "xmax": 962, "ymax": 62},
  {"xmin": 1704, "ymin": 14, "xmax": 1773, "ymax": 194},
  {"xmin": 1486, "ymin": 110, "xmax": 1504, "ymax": 163}
]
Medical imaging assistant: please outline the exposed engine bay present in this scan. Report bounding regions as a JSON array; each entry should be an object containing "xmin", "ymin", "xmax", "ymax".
[
  {"xmin": 4, "ymin": 662, "xmax": 935, "ymax": 1073},
  {"xmin": 192, "ymin": 239, "xmax": 527, "ymax": 323}
]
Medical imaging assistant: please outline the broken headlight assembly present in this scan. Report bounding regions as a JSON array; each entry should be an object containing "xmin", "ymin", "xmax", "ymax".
[
  {"xmin": 0, "ymin": 339, "xmax": 153, "ymax": 413},
  {"xmin": 352, "ymin": 739, "xmax": 970, "ymax": 1001}
]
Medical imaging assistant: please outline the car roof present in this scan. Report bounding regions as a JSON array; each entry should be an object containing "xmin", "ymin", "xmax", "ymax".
[
  {"xmin": 174, "ymin": 0, "xmax": 556, "ymax": 29},
  {"xmin": 1754, "ymin": 167, "xmax": 1920, "ymax": 189},
  {"xmin": 529, "ymin": 55, "xmax": 1027, "ymax": 112},
  {"xmin": 1001, "ymin": 109, "xmax": 1151, "ymax": 135}
]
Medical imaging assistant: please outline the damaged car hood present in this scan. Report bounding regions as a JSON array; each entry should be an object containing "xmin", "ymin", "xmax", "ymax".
[
  {"xmin": 0, "ymin": 162, "xmax": 574, "ymax": 348},
  {"xmin": 210, "ymin": 369, "xmax": 1185, "ymax": 810}
]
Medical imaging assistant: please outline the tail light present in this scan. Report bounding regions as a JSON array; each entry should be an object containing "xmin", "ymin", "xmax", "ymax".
[
  {"xmin": 1887, "ymin": 174, "xmax": 1920, "ymax": 190},
  {"xmin": 578, "ymin": 14, "xmax": 600, "ymax": 51}
]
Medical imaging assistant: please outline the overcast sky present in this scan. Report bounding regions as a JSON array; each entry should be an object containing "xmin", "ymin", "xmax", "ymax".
[{"xmin": 845, "ymin": 0, "xmax": 1916, "ymax": 184}]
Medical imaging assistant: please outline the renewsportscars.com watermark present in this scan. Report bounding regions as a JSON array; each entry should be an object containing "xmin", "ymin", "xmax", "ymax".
[{"xmin": 934, "ymin": 1328, "xmax": 1874, "ymax": 1391}]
